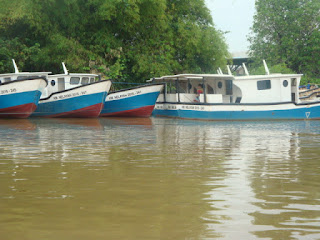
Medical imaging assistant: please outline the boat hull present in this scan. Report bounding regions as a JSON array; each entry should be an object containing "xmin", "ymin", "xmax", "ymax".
[
  {"xmin": 32, "ymin": 80, "xmax": 111, "ymax": 118},
  {"xmin": 100, "ymin": 84, "xmax": 163, "ymax": 117},
  {"xmin": 0, "ymin": 78, "xmax": 47, "ymax": 118},
  {"xmin": 153, "ymin": 102, "xmax": 320, "ymax": 120}
]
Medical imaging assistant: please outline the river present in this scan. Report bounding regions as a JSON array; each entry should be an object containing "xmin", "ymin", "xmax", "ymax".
[{"xmin": 0, "ymin": 117, "xmax": 319, "ymax": 240}]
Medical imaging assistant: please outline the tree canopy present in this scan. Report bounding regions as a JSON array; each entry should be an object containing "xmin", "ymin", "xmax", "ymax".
[
  {"xmin": 248, "ymin": 0, "xmax": 320, "ymax": 82},
  {"xmin": 0, "ymin": 0, "xmax": 229, "ymax": 82}
]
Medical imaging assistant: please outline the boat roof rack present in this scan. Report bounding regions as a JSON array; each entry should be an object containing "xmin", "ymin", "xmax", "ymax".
[{"xmin": 154, "ymin": 73, "xmax": 234, "ymax": 81}]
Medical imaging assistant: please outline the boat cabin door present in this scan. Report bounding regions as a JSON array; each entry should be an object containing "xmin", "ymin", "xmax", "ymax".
[
  {"xmin": 291, "ymin": 78, "xmax": 299, "ymax": 102},
  {"xmin": 226, "ymin": 80, "xmax": 233, "ymax": 103},
  {"xmin": 57, "ymin": 78, "xmax": 65, "ymax": 91},
  {"xmin": 226, "ymin": 80, "xmax": 233, "ymax": 95}
]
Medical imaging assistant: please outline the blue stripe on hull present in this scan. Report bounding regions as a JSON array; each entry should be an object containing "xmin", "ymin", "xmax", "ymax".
[
  {"xmin": 153, "ymin": 105, "xmax": 320, "ymax": 120},
  {"xmin": 101, "ymin": 91, "xmax": 159, "ymax": 115},
  {"xmin": 33, "ymin": 92, "xmax": 105, "ymax": 117},
  {"xmin": 0, "ymin": 91, "xmax": 42, "ymax": 109}
]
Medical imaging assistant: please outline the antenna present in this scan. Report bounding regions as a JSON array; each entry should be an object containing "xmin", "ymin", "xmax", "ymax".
[
  {"xmin": 263, "ymin": 60, "xmax": 270, "ymax": 75},
  {"xmin": 62, "ymin": 62, "xmax": 68, "ymax": 74},
  {"xmin": 12, "ymin": 59, "xmax": 19, "ymax": 73},
  {"xmin": 242, "ymin": 63, "xmax": 249, "ymax": 76},
  {"xmin": 227, "ymin": 65, "xmax": 232, "ymax": 75}
]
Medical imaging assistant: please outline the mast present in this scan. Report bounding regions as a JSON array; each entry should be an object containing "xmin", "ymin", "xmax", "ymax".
[
  {"xmin": 242, "ymin": 63, "xmax": 249, "ymax": 76},
  {"xmin": 263, "ymin": 60, "xmax": 270, "ymax": 75},
  {"xmin": 12, "ymin": 59, "xmax": 19, "ymax": 73},
  {"xmin": 62, "ymin": 62, "xmax": 68, "ymax": 74},
  {"xmin": 227, "ymin": 65, "xmax": 232, "ymax": 75}
]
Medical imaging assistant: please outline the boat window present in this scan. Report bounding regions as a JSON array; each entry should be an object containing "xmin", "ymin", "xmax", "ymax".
[
  {"xmin": 207, "ymin": 84, "xmax": 214, "ymax": 94},
  {"xmin": 283, "ymin": 80, "xmax": 288, "ymax": 87},
  {"xmin": 4, "ymin": 77, "xmax": 11, "ymax": 82},
  {"xmin": 178, "ymin": 81, "xmax": 187, "ymax": 93},
  {"xmin": 51, "ymin": 80, "xmax": 56, "ymax": 86},
  {"xmin": 90, "ymin": 77, "xmax": 95, "ymax": 83},
  {"xmin": 70, "ymin": 77, "xmax": 80, "ymax": 85},
  {"xmin": 257, "ymin": 80, "xmax": 271, "ymax": 90},
  {"xmin": 81, "ymin": 77, "xmax": 89, "ymax": 85},
  {"xmin": 218, "ymin": 82, "xmax": 223, "ymax": 89},
  {"xmin": 291, "ymin": 78, "xmax": 297, "ymax": 86},
  {"xmin": 167, "ymin": 80, "xmax": 177, "ymax": 93}
]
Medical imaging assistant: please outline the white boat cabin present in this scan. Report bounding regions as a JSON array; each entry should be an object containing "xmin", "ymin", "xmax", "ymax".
[
  {"xmin": 41, "ymin": 62, "xmax": 99, "ymax": 98},
  {"xmin": 152, "ymin": 72, "xmax": 302, "ymax": 104},
  {"xmin": 233, "ymin": 74, "xmax": 301, "ymax": 104},
  {"xmin": 0, "ymin": 60, "xmax": 50, "ymax": 83}
]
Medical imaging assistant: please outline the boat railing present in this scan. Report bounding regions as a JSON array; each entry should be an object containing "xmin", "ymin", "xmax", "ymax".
[{"xmin": 299, "ymin": 87, "xmax": 320, "ymax": 97}]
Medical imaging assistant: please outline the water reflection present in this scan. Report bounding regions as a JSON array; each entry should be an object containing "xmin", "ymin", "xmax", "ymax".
[
  {"xmin": 52, "ymin": 118, "xmax": 104, "ymax": 129},
  {"xmin": 0, "ymin": 119, "xmax": 36, "ymax": 130},
  {"xmin": 0, "ymin": 118, "xmax": 320, "ymax": 239}
]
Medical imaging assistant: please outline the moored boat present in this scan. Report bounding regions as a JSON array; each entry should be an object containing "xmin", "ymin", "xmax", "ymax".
[
  {"xmin": 151, "ymin": 62, "xmax": 320, "ymax": 120},
  {"xmin": 32, "ymin": 63, "xmax": 112, "ymax": 118},
  {"xmin": 100, "ymin": 83, "xmax": 164, "ymax": 117},
  {"xmin": 0, "ymin": 60, "xmax": 48, "ymax": 118}
]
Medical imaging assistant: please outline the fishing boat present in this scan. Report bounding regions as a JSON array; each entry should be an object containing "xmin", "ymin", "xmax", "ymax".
[
  {"xmin": 151, "ymin": 61, "xmax": 320, "ymax": 120},
  {"xmin": 32, "ymin": 63, "xmax": 112, "ymax": 118},
  {"xmin": 0, "ymin": 60, "xmax": 48, "ymax": 118},
  {"xmin": 100, "ymin": 83, "xmax": 164, "ymax": 117}
]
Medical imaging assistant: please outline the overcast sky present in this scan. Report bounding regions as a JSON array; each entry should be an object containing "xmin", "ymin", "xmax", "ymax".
[{"xmin": 204, "ymin": 0, "xmax": 256, "ymax": 55}]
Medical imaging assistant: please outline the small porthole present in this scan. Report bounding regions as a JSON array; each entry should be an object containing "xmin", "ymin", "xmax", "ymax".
[
  {"xmin": 51, "ymin": 80, "xmax": 56, "ymax": 86},
  {"xmin": 283, "ymin": 80, "xmax": 288, "ymax": 87},
  {"xmin": 218, "ymin": 82, "xmax": 223, "ymax": 88}
]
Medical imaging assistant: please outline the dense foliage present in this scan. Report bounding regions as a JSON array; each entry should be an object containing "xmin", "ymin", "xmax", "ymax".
[
  {"xmin": 0, "ymin": 0, "xmax": 229, "ymax": 82},
  {"xmin": 248, "ymin": 0, "xmax": 320, "ymax": 84}
]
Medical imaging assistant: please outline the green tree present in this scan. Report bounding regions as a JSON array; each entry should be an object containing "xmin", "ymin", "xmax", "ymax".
[
  {"xmin": 248, "ymin": 0, "xmax": 320, "ymax": 79},
  {"xmin": 167, "ymin": 0, "xmax": 229, "ymax": 74},
  {"xmin": 0, "ymin": 0, "xmax": 230, "ymax": 82}
]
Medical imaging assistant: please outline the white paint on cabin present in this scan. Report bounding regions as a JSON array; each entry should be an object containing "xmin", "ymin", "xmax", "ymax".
[
  {"xmin": 234, "ymin": 74, "xmax": 301, "ymax": 103},
  {"xmin": 154, "ymin": 72, "xmax": 302, "ymax": 104},
  {"xmin": 0, "ymin": 60, "xmax": 100, "ymax": 99},
  {"xmin": 42, "ymin": 73, "xmax": 98, "ymax": 98},
  {"xmin": 0, "ymin": 72, "xmax": 51, "ymax": 86},
  {"xmin": 202, "ymin": 94, "xmax": 223, "ymax": 103},
  {"xmin": 0, "ymin": 60, "xmax": 51, "ymax": 84}
]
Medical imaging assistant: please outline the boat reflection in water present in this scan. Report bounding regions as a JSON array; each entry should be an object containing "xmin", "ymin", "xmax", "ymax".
[
  {"xmin": 51, "ymin": 118, "xmax": 103, "ymax": 129},
  {"xmin": 0, "ymin": 118, "xmax": 319, "ymax": 239},
  {"xmin": 0, "ymin": 119, "xmax": 36, "ymax": 130},
  {"xmin": 153, "ymin": 119, "xmax": 320, "ymax": 239},
  {"xmin": 99, "ymin": 117, "xmax": 153, "ymax": 127}
]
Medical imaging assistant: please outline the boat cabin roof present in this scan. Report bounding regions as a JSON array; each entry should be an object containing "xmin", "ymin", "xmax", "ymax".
[
  {"xmin": 49, "ymin": 73, "xmax": 98, "ymax": 78},
  {"xmin": 0, "ymin": 72, "xmax": 51, "ymax": 78},
  {"xmin": 153, "ymin": 73, "xmax": 303, "ymax": 82},
  {"xmin": 235, "ymin": 73, "xmax": 303, "ymax": 80},
  {"xmin": 153, "ymin": 73, "xmax": 233, "ymax": 81}
]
